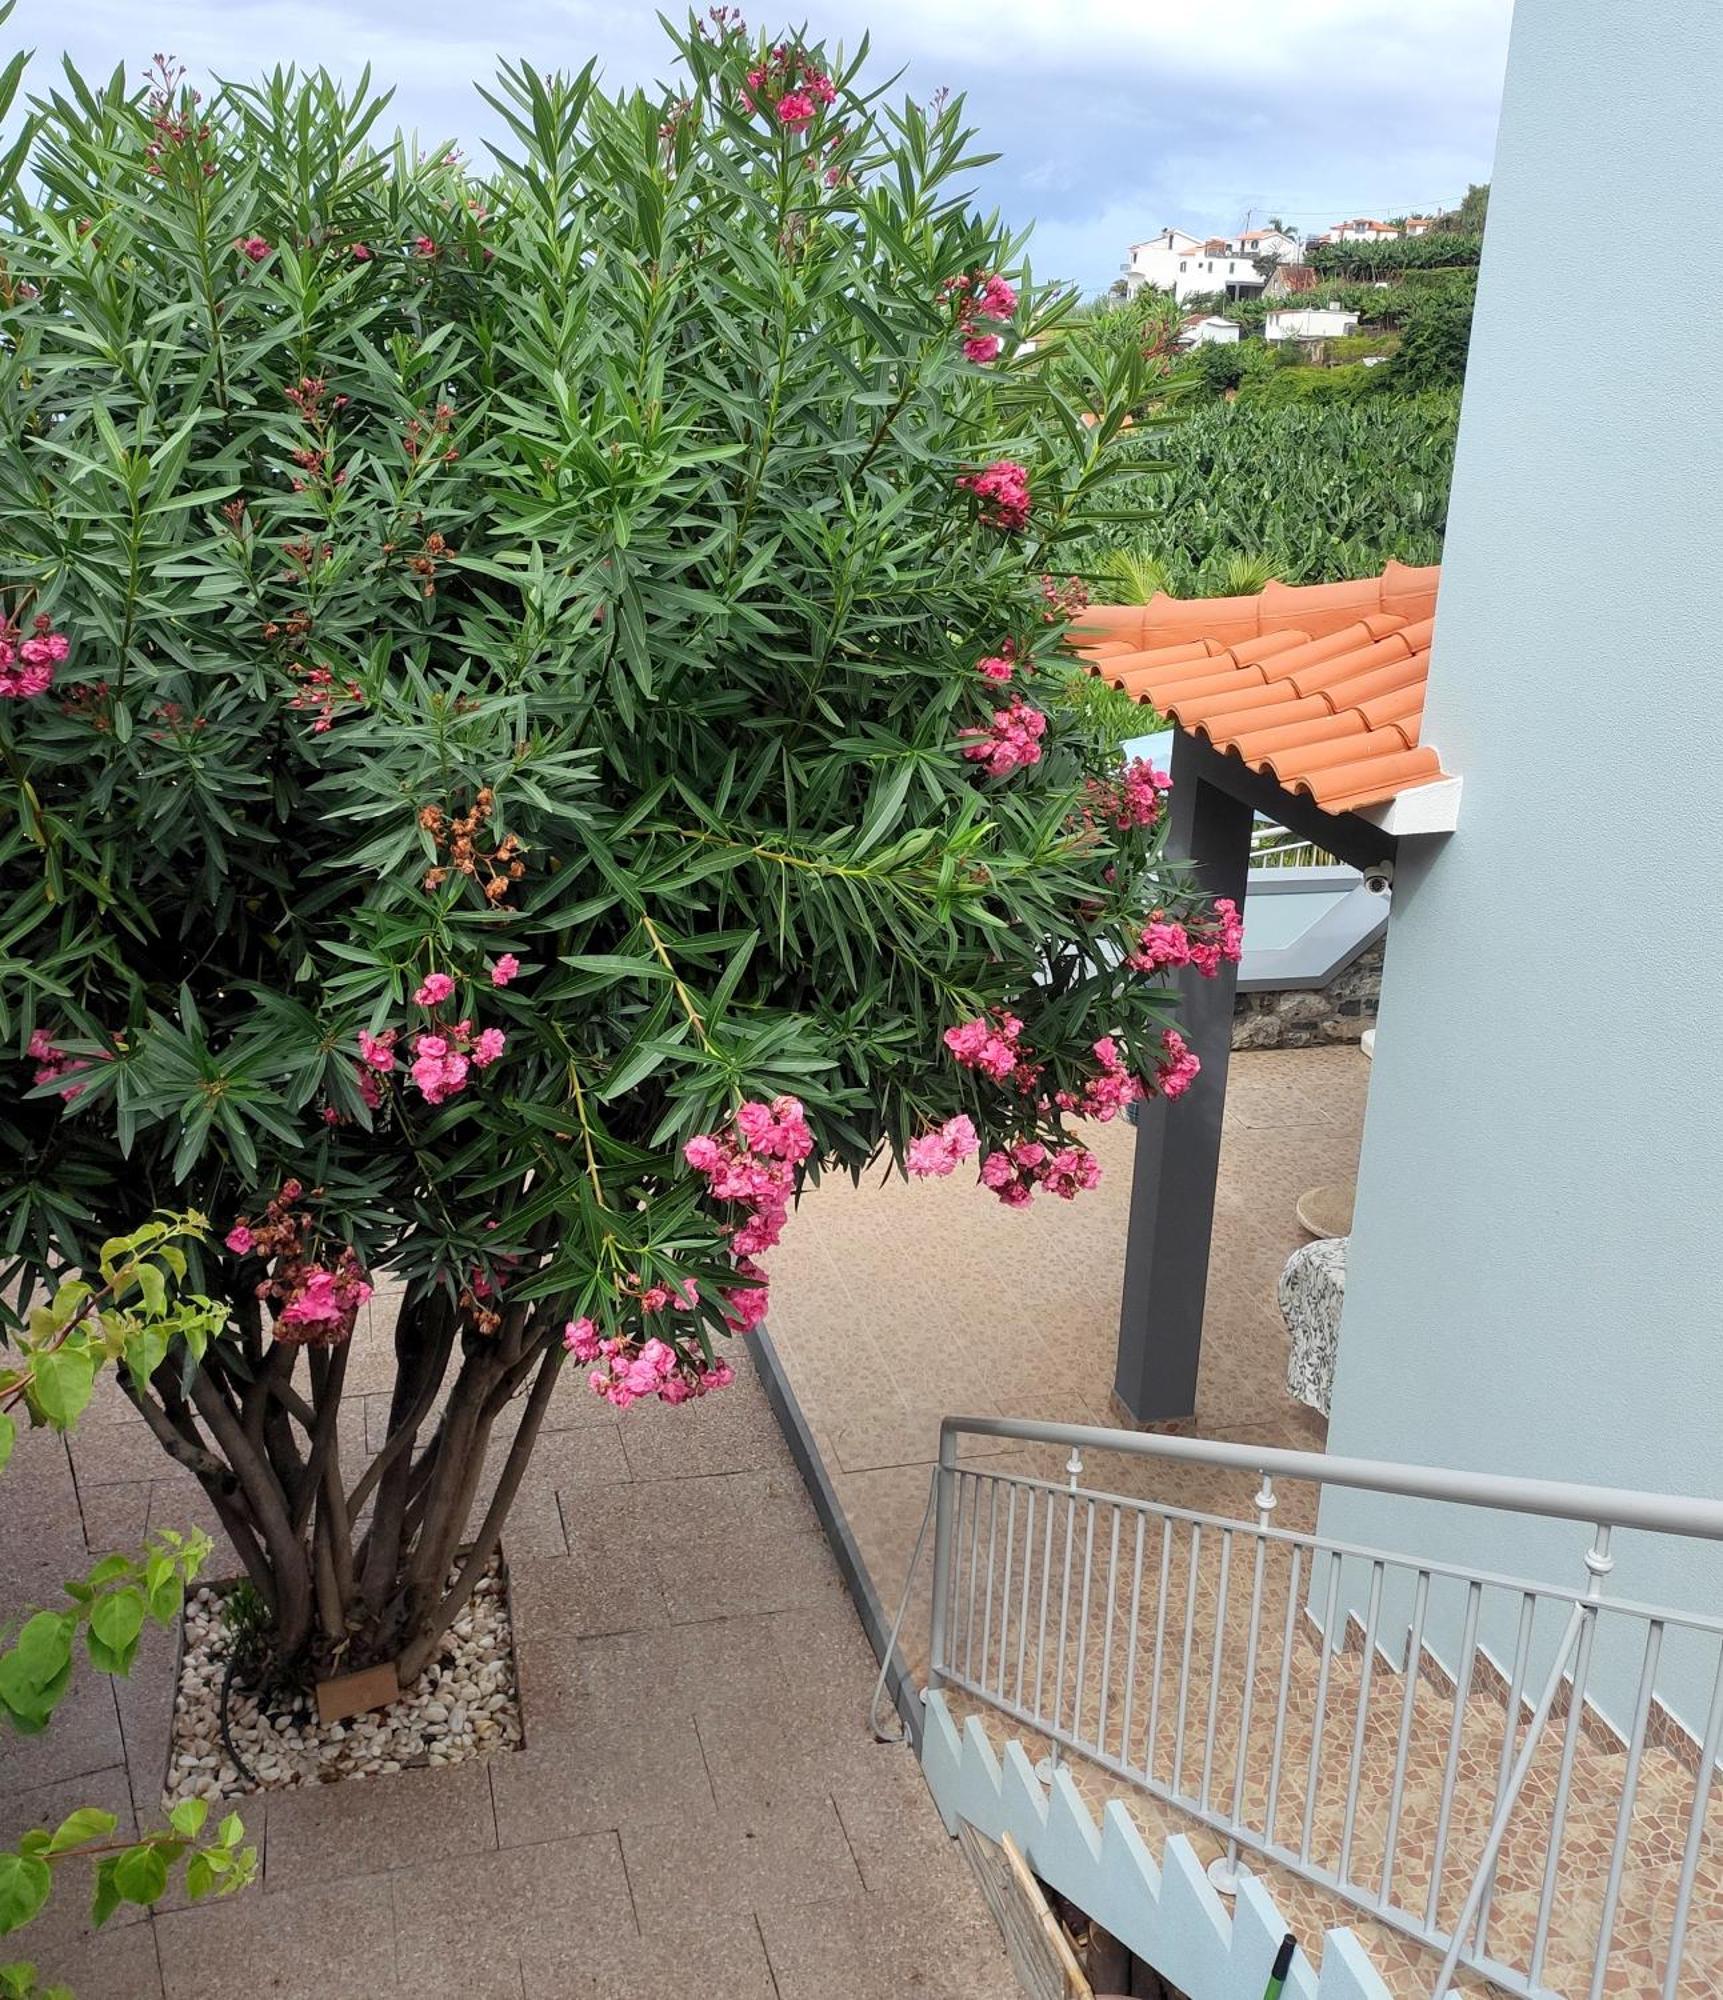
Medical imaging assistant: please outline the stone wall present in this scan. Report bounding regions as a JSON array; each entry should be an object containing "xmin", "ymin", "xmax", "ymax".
[{"xmin": 1231, "ymin": 941, "xmax": 1383, "ymax": 1051}]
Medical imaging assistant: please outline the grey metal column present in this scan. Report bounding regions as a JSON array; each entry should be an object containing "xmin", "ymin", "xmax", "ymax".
[{"xmin": 1113, "ymin": 729, "xmax": 1254, "ymax": 1423}]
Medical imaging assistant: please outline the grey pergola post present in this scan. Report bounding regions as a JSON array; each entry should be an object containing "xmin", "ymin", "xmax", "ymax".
[{"xmin": 1113, "ymin": 729, "xmax": 1255, "ymax": 1424}]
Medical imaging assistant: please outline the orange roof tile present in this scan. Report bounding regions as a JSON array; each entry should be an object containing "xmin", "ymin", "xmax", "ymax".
[{"xmin": 1069, "ymin": 561, "xmax": 1449, "ymax": 815}]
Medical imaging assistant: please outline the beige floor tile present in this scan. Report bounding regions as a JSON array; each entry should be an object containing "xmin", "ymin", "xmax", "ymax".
[
  {"xmin": 260, "ymin": 1756, "xmax": 497, "ymax": 1894},
  {"xmin": 521, "ymin": 1913, "xmax": 776, "ymax": 1999},
  {"xmin": 621, "ymin": 1797, "xmax": 862, "ymax": 1927},
  {"xmin": 156, "ymin": 1875, "xmax": 398, "ymax": 1999}
]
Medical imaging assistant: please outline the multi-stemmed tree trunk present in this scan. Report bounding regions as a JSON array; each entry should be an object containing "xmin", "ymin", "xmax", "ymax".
[{"xmin": 127, "ymin": 1285, "xmax": 570, "ymax": 1681}]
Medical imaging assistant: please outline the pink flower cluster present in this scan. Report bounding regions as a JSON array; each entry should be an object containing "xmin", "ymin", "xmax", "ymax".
[
  {"xmin": 287, "ymin": 661, "xmax": 363, "ymax": 732},
  {"xmin": 279, "ymin": 1256, "xmax": 374, "ymax": 1338},
  {"xmin": 1125, "ymin": 898, "xmax": 1244, "ymax": 978},
  {"xmin": 1086, "ymin": 757, "xmax": 1170, "ymax": 832},
  {"xmin": 980, "ymin": 1138, "xmax": 1102, "ymax": 1207},
  {"xmin": 683, "ymin": 1095, "xmax": 815, "ymax": 1333},
  {"xmin": 906, "ymin": 1113, "xmax": 980, "ymax": 1179},
  {"xmin": 1157, "ymin": 1027, "xmax": 1201, "ymax": 1099},
  {"xmin": 943, "ymin": 1011, "xmax": 1029, "ymax": 1086},
  {"xmin": 960, "ymin": 695, "xmax": 1047, "ymax": 777},
  {"xmin": 234, "ymin": 234, "xmax": 271, "ymax": 263},
  {"xmin": 1055, "ymin": 1036, "xmax": 1144, "ymax": 1123},
  {"xmin": 941, "ymin": 269, "xmax": 1017, "ymax": 365},
  {"xmin": 957, "ymin": 459, "xmax": 1032, "ymax": 533},
  {"xmin": 566, "ymin": 1318, "xmax": 736, "ymax": 1410},
  {"xmin": 0, "ymin": 616, "xmax": 69, "ymax": 700},
  {"xmin": 225, "ymin": 1183, "xmax": 374, "ymax": 1346},
  {"xmin": 411, "ymin": 1021, "xmax": 506, "ymax": 1104},
  {"xmin": 1039, "ymin": 573, "xmax": 1091, "ymax": 623},
  {"xmin": 26, "ymin": 1027, "xmax": 87, "ymax": 1100},
  {"xmin": 743, "ymin": 44, "xmax": 836, "ymax": 126}
]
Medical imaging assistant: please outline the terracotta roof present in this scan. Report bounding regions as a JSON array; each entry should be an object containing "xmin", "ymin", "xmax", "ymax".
[
  {"xmin": 1069, "ymin": 561, "xmax": 1450, "ymax": 816},
  {"xmin": 1272, "ymin": 265, "xmax": 1318, "ymax": 293}
]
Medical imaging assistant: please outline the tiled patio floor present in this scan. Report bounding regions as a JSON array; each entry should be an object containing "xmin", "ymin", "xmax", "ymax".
[
  {"xmin": 764, "ymin": 1044, "xmax": 1369, "ymax": 1679},
  {"xmin": 0, "ymin": 1342, "xmax": 1014, "ymax": 1998}
]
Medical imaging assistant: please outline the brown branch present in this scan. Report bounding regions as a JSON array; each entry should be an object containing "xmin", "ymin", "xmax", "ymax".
[{"xmin": 397, "ymin": 1339, "xmax": 561, "ymax": 1681}]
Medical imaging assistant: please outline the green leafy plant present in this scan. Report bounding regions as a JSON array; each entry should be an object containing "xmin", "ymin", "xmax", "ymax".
[
  {"xmin": 0, "ymin": 16, "xmax": 1208, "ymax": 1681},
  {"xmin": 1308, "ymin": 231, "xmax": 1484, "ymax": 280},
  {"xmin": 1391, "ymin": 287, "xmax": 1476, "ymax": 392},
  {"xmin": 0, "ymin": 1209, "xmax": 255, "ymax": 1994}
]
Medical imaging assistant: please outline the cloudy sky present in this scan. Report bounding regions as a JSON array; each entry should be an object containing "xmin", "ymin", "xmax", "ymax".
[{"xmin": 8, "ymin": 0, "xmax": 1514, "ymax": 293}]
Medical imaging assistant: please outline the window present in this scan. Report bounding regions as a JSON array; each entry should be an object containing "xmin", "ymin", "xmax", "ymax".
[{"xmin": 1179, "ymin": 261, "xmax": 1186, "ymax": 272}]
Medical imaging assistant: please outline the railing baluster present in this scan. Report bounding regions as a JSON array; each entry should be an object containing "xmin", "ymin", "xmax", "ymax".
[
  {"xmin": 1226, "ymin": 1479, "xmax": 1277, "ymax": 1864},
  {"xmin": 1265, "ymin": 1542, "xmax": 1303, "ymax": 1847},
  {"xmin": 1053, "ymin": 1487, "xmax": 1079, "ymax": 1734},
  {"xmin": 979, "ymin": 1478, "xmax": 1000, "ymax": 1698},
  {"xmin": 995, "ymin": 1485, "xmax": 1018, "ymax": 1698},
  {"xmin": 1200, "ymin": 1528, "xmax": 1233, "ymax": 1812},
  {"xmin": 1661, "ymin": 1643, "xmax": 1723, "ymax": 2000},
  {"xmin": 1531, "ymin": 1527, "xmax": 1610, "ymax": 1989},
  {"xmin": 1377, "ymin": 1567, "xmax": 1430, "ymax": 1908},
  {"xmin": 1033, "ymin": 1481, "xmax": 1056, "ymax": 1722},
  {"xmin": 1422, "ymin": 1575, "xmax": 1481, "ymax": 1931},
  {"xmin": 1145, "ymin": 1516, "xmax": 1172, "ymax": 1784},
  {"xmin": 962, "ymin": 1471, "xmax": 984, "ymax": 1683},
  {"xmin": 1012, "ymin": 1488, "xmax": 1035, "ymax": 1707},
  {"xmin": 1474, "ymin": 1587, "xmax": 1536, "ymax": 1955},
  {"xmin": 1587, "ymin": 1618, "xmax": 1661, "ymax": 2000},
  {"xmin": 1338, "ymin": 1558, "xmax": 1384, "ymax": 1887},
  {"xmin": 1300, "ymin": 1550, "xmax": 1345, "ymax": 1864},
  {"xmin": 1096, "ymin": 1506, "xmax": 1122, "ymax": 1760},
  {"xmin": 1172, "ymin": 1521, "xmax": 1203, "ymax": 1801},
  {"xmin": 1119, "ymin": 1511, "xmax": 1147, "ymax": 1767},
  {"xmin": 1535, "ymin": 1600, "xmax": 1607, "ymax": 1976},
  {"xmin": 1071, "ymin": 1500, "xmax": 1098, "ymax": 1744}
]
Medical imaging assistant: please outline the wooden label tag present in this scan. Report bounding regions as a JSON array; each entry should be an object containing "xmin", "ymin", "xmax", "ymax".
[{"xmin": 314, "ymin": 1661, "xmax": 400, "ymax": 1725}]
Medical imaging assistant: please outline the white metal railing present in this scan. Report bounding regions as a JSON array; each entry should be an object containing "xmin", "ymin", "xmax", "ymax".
[{"xmin": 927, "ymin": 1417, "xmax": 1723, "ymax": 2000}]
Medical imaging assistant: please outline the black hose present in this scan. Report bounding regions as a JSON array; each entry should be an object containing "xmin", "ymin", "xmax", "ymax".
[{"xmin": 217, "ymin": 1648, "xmax": 259, "ymax": 1790}]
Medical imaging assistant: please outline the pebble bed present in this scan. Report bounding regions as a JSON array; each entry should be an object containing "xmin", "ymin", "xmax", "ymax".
[{"xmin": 164, "ymin": 1558, "xmax": 523, "ymax": 1802}]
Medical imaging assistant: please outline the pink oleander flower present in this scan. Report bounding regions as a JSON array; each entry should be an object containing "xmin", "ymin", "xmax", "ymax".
[
  {"xmin": 943, "ymin": 1011, "xmax": 1025, "ymax": 1083},
  {"xmin": 804, "ymin": 70, "xmax": 836, "ymax": 105},
  {"xmin": 235, "ymin": 234, "xmax": 272, "ymax": 262},
  {"xmin": 471, "ymin": 1026, "xmax": 507, "ymax": 1069},
  {"xmin": 356, "ymin": 1067, "xmax": 384, "ymax": 1110},
  {"xmin": 225, "ymin": 1224, "xmax": 255, "ymax": 1255},
  {"xmin": 1127, "ymin": 917, "xmax": 1192, "ymax": 974},
  {"xmin": 978, "ymin": 274, "xmax": 1017, "ymax": 319},
  {"xmin": 413, "ymin": 971, "xmax": 456, "ymax": 1006},
  {"xmin": 776, "ymin": 90, "xmax": 815, "ymax": 127},
  {"xmin": 278, "ymin": 1259, "xmax": 373, "ymax": 1342},
  {"xmin": 413, "ymin": 234, "xmax": 439, "ymax": 258},
  {"xmin": 1087, "ymin": 757, "xmax": 1170, "ymax": 833},
  {"xmin": 683, "ymin": 1134, "xmax": 723, "ymax": 1172},
  {"xmin": 976, "ymin": 652, "xmax": 1015, "ymax": 684},
  {"xmin": 490, "ymin": 954, "xmax": 520, "ymax": 987},
  {"xmin": 1061, "ymin": 1035, "xmax": 1145, "ymax": 1123},
  {"xmin": 963, "ymin": 333, "xmax": 1003, "ymax": 365},
  {"xmin": 358, "ymin": 1028, "xmax": 397, "ymax": 1073},
  {"xmin": 956, "ymin": 459, "xmax": 1031, "ymax": 533},
  {"xmin": 410, "ymin": 1032, "xmax": 470, "ymax": 1104},
  {"xmin": 350, "ymin": 242, "xmax": 372, "ymax": 260},
  {"xmin": 907, "ymin": 1113, "xmax": 981, "ymax": 1179},
  {"xmin": 0, "ymin": 617, "xmax": 69, "ymax": 699},
  {"xmin": 564, "ymin": 1316, "xmax": 602, "ymax": 1361},
  {"xmin": 959, "ymin": 695, "xmax": 1047, "ymax": 778},
  {"xmin": 1187, "ymin": 898, "xmax": 1246, "ymax": 979},
  {"xmin": 1157, "ymin": 1027, "xmax": 1201, "ymax": 1099}
]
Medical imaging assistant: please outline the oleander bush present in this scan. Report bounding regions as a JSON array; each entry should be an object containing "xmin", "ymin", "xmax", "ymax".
[{"xmin": 0, "ymin": 13, "xmax": 1225, "ymax": 1679}]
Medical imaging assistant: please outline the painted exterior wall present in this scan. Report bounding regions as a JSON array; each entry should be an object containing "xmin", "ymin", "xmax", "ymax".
[
  {"xmin": 1317, "ymin": 0, "xmax": 1723, "ymax": 1735},
  {"xmin": 1264, "ymin": 308, "xmax": 1361, "ymax": 341},
  {"xmin": 1179, "ymin": 317, "xmax": 1241, "ymax": 347},
  {"xmin": 1125, "ymin": 229, "xmax": 1267, "ymax": 302}
]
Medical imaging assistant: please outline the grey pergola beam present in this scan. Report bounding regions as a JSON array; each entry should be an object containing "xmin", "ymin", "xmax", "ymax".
[{"xmin": 1112, "ymin": 729, "xmax": 1399, "ymax": 1425}]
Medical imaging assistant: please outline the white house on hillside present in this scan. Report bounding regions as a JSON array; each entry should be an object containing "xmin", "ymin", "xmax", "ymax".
[
  {"xmin": 1232, "ymin": 226, "xmax": 1300, "ymax": 263},
  {"xmin": 1121, "ymin": 226, "xmax": 1276, "ymax": 303},
  {"xmin": 1264, "ymin": 306, "xmax": 1361, "ymax": 342},
  {"xmin": 1175, "ymin": 315, "xmax": 1241, "ymax": 348}
]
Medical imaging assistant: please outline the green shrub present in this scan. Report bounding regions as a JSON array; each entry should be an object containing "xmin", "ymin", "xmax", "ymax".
[
  {"xmin": 1392, "ymin": 287, "xmax": 1476, "ymax": 392},
  {"xmin": 1237, "ymin": 362, "xmax": 1390, "ymax": 406},
  {"xmin": 0, "ymin": 16, "xmax": 1207, "ymax": 1679},
  {"xmin": 1308, "ymin": 233, "xmax": 1484, "ymax": 280}
]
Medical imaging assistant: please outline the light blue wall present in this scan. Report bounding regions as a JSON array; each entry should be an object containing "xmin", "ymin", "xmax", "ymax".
[{"xmin": 1318, "ymin": 0, "xmax": 1723, "ymax": 1735}]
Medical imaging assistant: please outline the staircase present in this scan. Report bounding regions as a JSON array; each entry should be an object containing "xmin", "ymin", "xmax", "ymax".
[{"xmin": 915, "ymin": 1419, "xmax": 1723, "ymax": 1999}]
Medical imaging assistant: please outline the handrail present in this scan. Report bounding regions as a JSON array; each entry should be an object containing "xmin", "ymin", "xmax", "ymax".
[{"xmin": 938, "ymin": 1414, "xmax": 1723, "ymax": 1542}]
